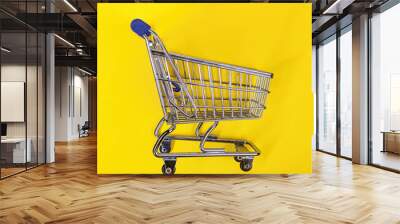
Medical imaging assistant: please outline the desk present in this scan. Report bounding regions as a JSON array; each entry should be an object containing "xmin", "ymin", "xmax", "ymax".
[
  {"xmin": 382, "ymin": 131, "xmax": 400, "ymax": 154},
  {"xmin": 1, "ymin": 138, "xmax": 31, "ymax": 164}
]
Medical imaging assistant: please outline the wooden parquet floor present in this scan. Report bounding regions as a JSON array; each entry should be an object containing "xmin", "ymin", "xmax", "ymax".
[{"xmin": 1, "ymin": 134, "xmax": 400, "ymax": 224}]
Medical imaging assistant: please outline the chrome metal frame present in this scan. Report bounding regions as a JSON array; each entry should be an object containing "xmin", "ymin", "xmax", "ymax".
[
  {"xmin": 153, "ymin": 117, "xmax": 260, "ymax": 158},
  {"xmin": 141, "ymin": 28, "xmax": 272, "ymax": 173}
]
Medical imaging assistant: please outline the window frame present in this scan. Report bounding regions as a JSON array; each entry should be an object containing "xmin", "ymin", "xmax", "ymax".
[{"xmin": 316, "ymin": 24, "xmax": 353, "ymax": 161}]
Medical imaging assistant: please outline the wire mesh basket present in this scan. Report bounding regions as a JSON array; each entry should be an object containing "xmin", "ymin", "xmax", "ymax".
[{"xmin": 150, "ymin": 49, "xmax": 272, "ymax": 123}]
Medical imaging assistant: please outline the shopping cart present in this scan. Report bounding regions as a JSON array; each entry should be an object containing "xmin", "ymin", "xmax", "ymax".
[{"xmin": 130, "ymin": 19, "xmax": 273, "ymax": 175}]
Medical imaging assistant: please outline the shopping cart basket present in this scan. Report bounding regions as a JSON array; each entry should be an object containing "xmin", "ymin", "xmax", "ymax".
[{"xmin": 131, "ymin": 19, "xmax": 273, "ymax": 175}]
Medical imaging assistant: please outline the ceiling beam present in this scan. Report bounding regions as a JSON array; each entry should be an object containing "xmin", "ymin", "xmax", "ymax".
[
  {"xmin": 67, "ymin": 13, "xmax": 97, "ymax": 42},
  {"xmin": 55, "ymin": 55, "xmax": 96, "ymax": 70}
]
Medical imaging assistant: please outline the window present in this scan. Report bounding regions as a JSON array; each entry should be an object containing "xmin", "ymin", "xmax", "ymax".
[
  {"xmin": 390, "ymin": 74, "xmax": 400, "ymax": 130},
  {"xmin": 371, "ymin": 2, "xmax": 400, "ymax": 171},
  {"xmin": 317, "ymin": 36, "xmax": 337, "ymax": 154},
  {"xmin": 339, "ymin": 28, "xmax": 352, "ymax": 158}
]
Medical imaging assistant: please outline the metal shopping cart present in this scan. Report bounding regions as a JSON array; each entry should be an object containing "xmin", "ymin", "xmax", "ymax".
[{"xmin": 130, "ymin": 19, "xmax": 273, "ymax": 175}]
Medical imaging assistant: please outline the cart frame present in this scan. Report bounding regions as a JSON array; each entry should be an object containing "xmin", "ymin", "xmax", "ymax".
[{"xmin": 131, "ymin": 19, "xmax": 273, "ymax": 175}]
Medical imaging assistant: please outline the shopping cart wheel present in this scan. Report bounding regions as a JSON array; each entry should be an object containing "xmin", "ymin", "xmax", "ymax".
[
  {"xmin": 240, "ymin": 159, "xmax": 253, "ymax": 172},
  {"xmin": 160, "ymin": 138, "xmax": 172, "ymax": 153},
  {"xmin": 162, "ymin": 164, "xmax": 175, "ymax": 175},
  {"xmin": 162, "ymin": 159, "xmax": 176, "ymax": 176},
  {"xmin": 234, "ymin": 156, "xmax": 242, "ymax": 162}
]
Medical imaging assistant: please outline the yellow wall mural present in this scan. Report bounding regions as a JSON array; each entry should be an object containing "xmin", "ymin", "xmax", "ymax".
[{"xmin": 98, "ymin": 3, "xmax": 313, "ymax": 174}]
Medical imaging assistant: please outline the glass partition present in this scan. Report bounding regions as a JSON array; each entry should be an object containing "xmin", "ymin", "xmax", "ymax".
[
  {"xmin": 27, "ymin": 30, "xmax": 38, "ymax": 169},
  {"xmin": 0, "ymin": 1, "xmax": 46, "ymax": 179},
  {"xmin": 26, "ymin": 0, "xmax": 45, "ymax": 169},
  {"xmin": 38, "ymin": 32, "xmax": 45, "ymax": 165},
  {"xmin": 1, "ymin": 30, "xmax": 28, "ymax": 177}
]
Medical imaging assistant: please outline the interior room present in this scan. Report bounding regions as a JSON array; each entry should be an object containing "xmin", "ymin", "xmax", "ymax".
[
  {"xmin": 0, "ymin": 14, "xmax": 46, "ymax": 178},
  {"xmin": 1, "ymin": 0, "xmax": 400, "ymax": 223}
]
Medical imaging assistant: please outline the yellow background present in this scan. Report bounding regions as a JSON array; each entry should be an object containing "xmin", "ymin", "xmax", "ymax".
[{"xmin": 98, "ymin": 3, "xmax": 313, "ymax": 174}]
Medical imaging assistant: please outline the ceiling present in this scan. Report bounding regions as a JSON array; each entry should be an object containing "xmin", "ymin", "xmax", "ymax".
[{"xmin": 0, "ymin": 0, "xmax": 394, "ymax": 73}]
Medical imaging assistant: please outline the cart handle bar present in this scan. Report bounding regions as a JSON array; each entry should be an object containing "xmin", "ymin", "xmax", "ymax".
[
  {"xmin": 131, "ymin": 18, "xmax": 197, "ymax": 117},
  {"xmin": 131, "ymin": 19, "xmax": 181, "ymax": 92}
]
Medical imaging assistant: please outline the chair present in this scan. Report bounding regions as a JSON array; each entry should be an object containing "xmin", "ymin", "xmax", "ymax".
[{"xmin": 79, "ymin": 121, "xmax": 90, "ymax": 138}]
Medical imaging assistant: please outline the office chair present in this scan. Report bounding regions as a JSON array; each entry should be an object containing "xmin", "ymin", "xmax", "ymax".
[{"xmin": 79, "ymin": 121, "xmax": 90, "ymax": 138}]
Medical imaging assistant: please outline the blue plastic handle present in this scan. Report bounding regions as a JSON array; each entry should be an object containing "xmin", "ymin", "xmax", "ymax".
[{"xmin": 131, "ymin": 19, "xmax": 151, "ymax": 37}]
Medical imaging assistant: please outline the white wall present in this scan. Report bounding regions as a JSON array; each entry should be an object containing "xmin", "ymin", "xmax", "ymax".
[
  {"xmin": 1, "ymin": 65, "xmax": 39, "ymax": 137},
  {"xmin": 1, "ymin": 65, "xmax": 26, "ymax": 134},
  {"xmin": 55, "ymin": 67, "xmax": 70, "ymax": 141},
  {"xmin": 1, "ymin": 63, "xmax": 46, "ymax": 164},
  {"xmin": 1, "ymin": 82, "xmax": 25, "ymax": 122},
  {"xmin": 72, "ymin": 73, "xmax": 89, "ymax": 138},
  {"xmin": 55, "ymin": 67, "xmax": 89, "ymax": 141}
]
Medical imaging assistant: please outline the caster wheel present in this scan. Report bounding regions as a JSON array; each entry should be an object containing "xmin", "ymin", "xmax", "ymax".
[
  {"xmin": 160, "ymin": 138, "xmax": 172, "ymax": 153},
  {"xmin": 162, "ymin": 164, "xmax": 175, "ymax": 176},
  {"xmin": 234, "ymin": 156, "xmax": 242, "ymax": 162},
  {"xmin": 240, "ymin": 160, "xmax": 253, "ymax": 172}
]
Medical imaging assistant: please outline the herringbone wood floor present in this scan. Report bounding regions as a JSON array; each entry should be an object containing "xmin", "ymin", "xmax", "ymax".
[{"xmin": 1, "ymin": 135, "xmax": 400, "ymax": 224}]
